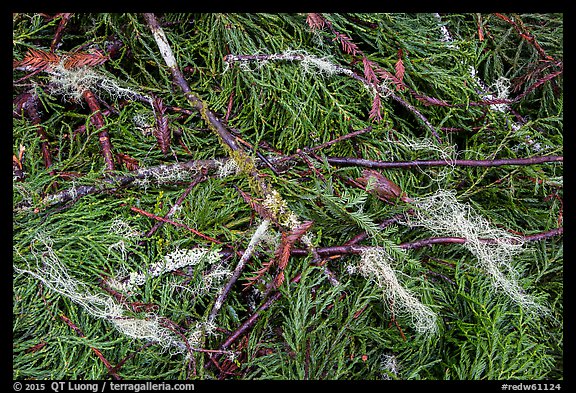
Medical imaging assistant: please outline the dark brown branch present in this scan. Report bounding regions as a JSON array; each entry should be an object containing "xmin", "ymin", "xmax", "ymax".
[
  {"xmin": 50, "ymin": 13, "xmax": 73, "ymax": 52},
  {"xmin": 522, "ymin": 227, "xmax": 563, "ymax": 242},
  {"xmin": 308, "ymin": 126, "xmax": 373, "ymax": 153},
  {"xmin": 143, "ymin": 13, "xmax": 239, "ymax": 150},
  {"xmin": 326, "ymin": 155, "xmax": 563, "ymax": 169},
  {"xmin": 24, "ymin": 94, "xmax": 54, "ymax": 171}
]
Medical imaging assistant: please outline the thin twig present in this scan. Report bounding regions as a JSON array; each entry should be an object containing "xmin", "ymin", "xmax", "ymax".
[
  {"xmin": 109, "ymin": 342, "xmax": 154, "ymax": 376},
  {"xmin": 326, "ymin": 155, "xmax": 563, "ymax": 168},
  {"xmin": 207, "ymin": 219, "xmax": 271, "ymax": 326},
  {"xmin": 130, "ymin": 206, "xmax": 221, "ymax": 244},
  {"xmin": 219, "ymin": 273, "xmax": 303, "ymax": 350},
  {"xmin": 59, "ymin": 314, "xmax": 121, "ymax": 380},
  {"xmin": 144, "ymin": 173, "xmax": 207, "ymax": 239},
  {"xmin": 493, "ymin": 13, "xmax": 555, "ymax": 61},
  {"xmin": 23, "ymin": 94, "xmax": 54, "ymax": 171},
  {"xmin": 306, "ymin": 126, "xmax": 373, "ymax": 153}
]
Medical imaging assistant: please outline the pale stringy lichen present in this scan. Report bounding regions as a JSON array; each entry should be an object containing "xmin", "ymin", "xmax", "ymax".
[
  {"xmin": 380, "ymin": 353, "xmax": 400, "ymax": 380},
  {"xmin": 49, "ymin": 63, "xmax": 150, "ymax": 104},
  {"xmin": 13, "ymin": 233, "xmax": 190, "ymax": 354},
  {"xmin": 107, "ymin": 219, "xmax": 142, "ymax": 261},
  {"xmin": 108, "ymin": 247, "xmax": 224, "ymax": 294},
  {"xmin": 401, "ymin": 189, "xmax": 546, "ymax": 313},
  {"xmin": 357, "ymin": 247, "xmax": 438, "ymax": 335}
]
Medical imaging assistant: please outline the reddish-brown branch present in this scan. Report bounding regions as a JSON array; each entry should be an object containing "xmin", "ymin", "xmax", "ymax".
[
  {"xmin": 130, "ymin": 205, "xmax": 221, "ymax": 244},
  {"xmin": 493, "ymin": 13, "xmax": 555, "ymax": 61},
  {"xmin": 73, "ymin": 100, "xmax": 131, "ymax": 137},
  {"xmin": 344, "ymin": 214, "xmax": 405, "ymax": 246},
  {"xmin": 514, "ymin": 67, "xmax": 563, "ymax": 101},
  {"xmin": 414, "ymin": 64, "xmax": 561, "ymax": 109},
  {"xmin": 157, "ymin": 317, "xmax": 197, "ymax": 377},
  {"xmin": 276, "ymin": 126, "xmax": 373, "ymax": 165},
  {"xmin": 109, "ymin": 342, "xmax": 154, "ymax": 376},
  {"xmin": 59, "ymin": 314, "xmax": 121, "ymax": 380},
  {"xmin": 225, "ymin": 90, "xmax": 235, "ymax": 122},
  {"xmin": 82, "ymin": 89, "xmax": 115, "ymax": 171}
]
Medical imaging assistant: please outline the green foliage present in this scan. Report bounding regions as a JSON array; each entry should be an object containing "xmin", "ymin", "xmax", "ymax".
[{"xmin": 13, "ymin": 13, "xmax": 562, "ymax": 380}]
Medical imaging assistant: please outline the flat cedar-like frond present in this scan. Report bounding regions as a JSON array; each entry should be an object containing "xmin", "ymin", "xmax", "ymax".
[
  {"xmin": 334, "ymin": 31, "xmax": 360, "ymax": 56},
  {"xmin": 12, "ymin": 12, "xmax": 563, "ymax": 381},
  {"xmin": 14, "ymin": 48, "xmax": 109, "ymax": 72}
]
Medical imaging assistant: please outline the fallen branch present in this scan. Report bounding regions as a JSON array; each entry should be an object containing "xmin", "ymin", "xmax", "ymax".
[
  {"xmin": 14, "ymin": 153, "xmax": 563, "ymax": 213},
  {"xmin": 289, "ymin": 227, "xmax": 563, "ymax": 256},
  {"xmin": 326, "ymin": 155, "xmax": 563, "ymax": 168}
]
